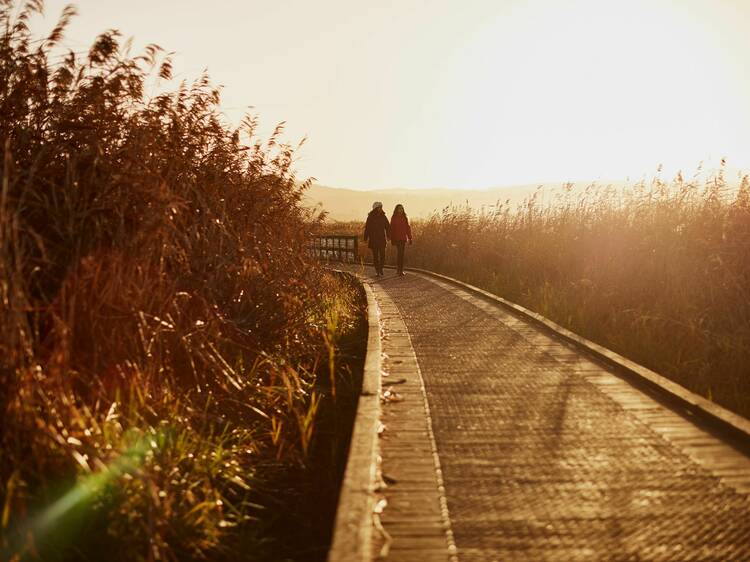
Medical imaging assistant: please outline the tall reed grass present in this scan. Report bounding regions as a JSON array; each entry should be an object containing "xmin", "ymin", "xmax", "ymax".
[
  {"xmin": 328, "ymin": 169, "xmax": 750, "ymax": 418},
  {"xmin": 411, "ymin": 171, "xmax": 750, "ymax": 418},
  {"xmin": 0, "ymin": 2, "xmax": 362, "ymax": 560}
]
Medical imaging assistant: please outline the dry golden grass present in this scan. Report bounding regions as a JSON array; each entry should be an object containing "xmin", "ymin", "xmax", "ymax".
[
  {"xmin": 327, "ymin": 170, "xmax": 750, "ymax": 419},
  {"xmin": 414, "ymin": 172, "xmax": 750, "ymax": 418},
  {"xmin": 0, "ymin": 3, "xmax": 361, "ymax": 560}
]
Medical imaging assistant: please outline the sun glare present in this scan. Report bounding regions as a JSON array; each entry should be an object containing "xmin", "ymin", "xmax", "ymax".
[
  {"xmin": 415, "ymin": 0, "xmax": 750, "ymax": 187},
  {"xmin": 35, "ymin": 0, "xmax": 750, "ymax": 188}
]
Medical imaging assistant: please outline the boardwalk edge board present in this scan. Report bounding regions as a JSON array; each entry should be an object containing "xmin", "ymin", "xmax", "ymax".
[
  {"xmin": 402, "ymin": 329, "xmax": 460, "ymax": 561},
  {"xmin": 328, "ymin": 275, "xmax": 382, "ymax": 562},
  {"xmin": 386, "ymin": 265, "xmax": 750, "ymax": 448}
]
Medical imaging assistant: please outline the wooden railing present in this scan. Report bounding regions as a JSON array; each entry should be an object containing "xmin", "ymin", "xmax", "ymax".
[{"xmin": 311, "ymin": 235, "xmax": 359, "ymax": 263}]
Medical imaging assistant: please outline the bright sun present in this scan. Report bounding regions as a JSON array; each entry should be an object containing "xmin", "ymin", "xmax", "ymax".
[
  {"xmin": 404, "ymin": 0, "xmax": 750, "ymax": 187},
  {"xmin": 36, "ymin": 0, "xmax": 750, "ymax": 189}
]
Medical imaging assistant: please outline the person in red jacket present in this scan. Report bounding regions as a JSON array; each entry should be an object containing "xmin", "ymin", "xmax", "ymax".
[
  {"xmin": 390, "ymin": 204, "xmax": 412, "ymax": 276},
  {"xmin": 363, "ymin": 201, "xmax": 390, "ymax": 276}
]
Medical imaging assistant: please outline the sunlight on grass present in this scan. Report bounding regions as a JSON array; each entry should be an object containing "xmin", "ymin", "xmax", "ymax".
[
  {"xmin": 322, "ymin": 167, "xmax": 750, "ymax": 418},
  {"xmin": 0, "ymin": 1, "xmax": 363, "ymax": 560},
  {"xmin": 411, "ymin": 170, "xmax": 750, "ymax": 418}
]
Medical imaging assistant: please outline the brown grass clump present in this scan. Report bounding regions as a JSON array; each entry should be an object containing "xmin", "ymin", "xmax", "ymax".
[
  {"xmin": 0, "ymin": 2, "xmax": 360, "ymax": 561},
  {"xmin": 405, "ymin": 170, "xmax": 750, "ymax": 418}
]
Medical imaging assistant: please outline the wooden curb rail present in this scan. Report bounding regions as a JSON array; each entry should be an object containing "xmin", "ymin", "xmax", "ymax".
[
  {"xmin": 328, "ymin": 277, "xmax": 382, "ymax": 562},
  {"xmin": 396, "ymin": 265, "xmax": 750, "ymax": 450}
]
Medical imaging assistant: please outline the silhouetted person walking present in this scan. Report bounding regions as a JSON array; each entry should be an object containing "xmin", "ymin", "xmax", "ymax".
[
  {"xmin": 364, "ymin": 201, "xmax": 390, "ymax": 276},
  {"xmin": 390, "ymin": 203, "xmax": 412, "ymax": 276}
]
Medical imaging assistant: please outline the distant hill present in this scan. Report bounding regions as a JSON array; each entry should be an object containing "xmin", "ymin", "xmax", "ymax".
[
  {"xmin": 302, "ymin": 183, "xmax": 552, "ymax": 222},
  {"xmin": 303, "ymin": 165, "xmax": 747, "ymax": 222}
]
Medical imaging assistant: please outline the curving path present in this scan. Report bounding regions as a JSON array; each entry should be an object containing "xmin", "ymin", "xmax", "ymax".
[{"xmin": 365, "ymin": 268, "xmax": 750, "ymax": 562}]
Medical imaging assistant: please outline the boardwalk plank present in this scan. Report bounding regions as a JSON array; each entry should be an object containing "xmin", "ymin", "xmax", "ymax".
[{"xmin": 364, "ymin": 269, "xmax": 750, "ymax": 561}]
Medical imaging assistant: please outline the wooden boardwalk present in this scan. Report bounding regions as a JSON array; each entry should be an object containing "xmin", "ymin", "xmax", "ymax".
[{"xmin": 349, "ymin": 268, "xmax": 750, "ymax": 562}]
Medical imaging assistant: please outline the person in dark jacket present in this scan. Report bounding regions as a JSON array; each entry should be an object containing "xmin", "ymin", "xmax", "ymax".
[
  {"xmin": 390, "ymin": 203, "xmax": 412, "ymax": 276},
  {"xmin": 363, "ymin": 201, "xmax": 390, "ymax": 276}
]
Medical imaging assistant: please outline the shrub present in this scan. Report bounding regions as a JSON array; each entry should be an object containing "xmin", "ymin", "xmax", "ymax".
[{"xmin": 0, "ymin": 2, "xmax": 358, "ymax": 560}]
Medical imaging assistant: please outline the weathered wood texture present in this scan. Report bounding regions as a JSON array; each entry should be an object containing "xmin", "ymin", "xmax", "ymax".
[
  {"xmin": 328, "ymin": 281, "xmax": 382, "ymax": 562},
  {"xmin": 334, "ymin": 264, "xmax": 750, "ymax": 561},
  {"xmin": 373, "ymin": 287, "xmax": 457, "ymax": 561},
  {"xmin": 375, "ymin": 270, "xmax": 750, "ymax": 561}
]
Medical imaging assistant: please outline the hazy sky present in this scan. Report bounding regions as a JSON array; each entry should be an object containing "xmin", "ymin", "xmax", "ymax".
[{"xmin": 35, "ymin": 0, "xmax": 750, "ymax": 189}]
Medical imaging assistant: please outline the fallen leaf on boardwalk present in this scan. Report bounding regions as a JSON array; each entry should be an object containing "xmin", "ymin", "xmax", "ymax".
[
  {"xmin": 373, "ymin": 498, "xmax": 388, "ymax": 514},
  {"xmin": 381, "ymin": 389, "xmax": 404, "ymax": 403}
]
